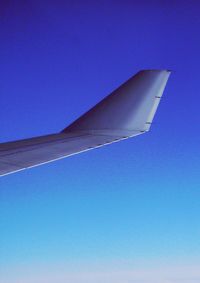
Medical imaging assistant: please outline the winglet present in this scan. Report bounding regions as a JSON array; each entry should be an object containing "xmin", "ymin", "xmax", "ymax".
[{"xmin": 62, "ymin": 70, "xmax": 171, "ymax": 137}]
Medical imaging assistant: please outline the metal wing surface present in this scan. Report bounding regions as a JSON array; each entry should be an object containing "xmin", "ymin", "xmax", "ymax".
[{"xmin": 0, "ymin": 70, "xmax": 170, "ymax": 176}]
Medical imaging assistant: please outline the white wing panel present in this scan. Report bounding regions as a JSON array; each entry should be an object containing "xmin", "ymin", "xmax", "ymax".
[{"xmin": 0, "ymin": 132, "xmax": 127, "ymax": 176}]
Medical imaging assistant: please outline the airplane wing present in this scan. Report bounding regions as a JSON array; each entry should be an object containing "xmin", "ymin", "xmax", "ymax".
[{"xmin": 0, "ymin": 70, "xmax": 171, "ymax": 176}]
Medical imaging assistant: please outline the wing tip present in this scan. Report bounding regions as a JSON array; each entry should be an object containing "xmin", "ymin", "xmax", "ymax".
[{"xmin": 139, "ymin": 69, "xmax": 171, "ymax": 73}]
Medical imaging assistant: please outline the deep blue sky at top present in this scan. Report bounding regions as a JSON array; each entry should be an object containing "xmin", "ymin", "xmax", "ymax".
[{"xmin": 0, "ymin": 0, "xmax": 200, "ymax": 277}]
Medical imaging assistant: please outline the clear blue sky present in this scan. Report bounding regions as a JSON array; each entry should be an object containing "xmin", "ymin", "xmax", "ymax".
[{"xmin": 1, "ymin": 1, "xmax": 200, "ymax": 282}]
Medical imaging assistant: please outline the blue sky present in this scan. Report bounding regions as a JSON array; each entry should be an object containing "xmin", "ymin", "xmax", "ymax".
[{"xmin": 1, "ymin": 1, "xmax": 200, "ymax": 282}]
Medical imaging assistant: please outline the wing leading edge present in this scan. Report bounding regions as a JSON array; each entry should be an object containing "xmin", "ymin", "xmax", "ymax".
[{"xmin": 0, "ymin": 70, "xmax": 171, "ymax": 176}]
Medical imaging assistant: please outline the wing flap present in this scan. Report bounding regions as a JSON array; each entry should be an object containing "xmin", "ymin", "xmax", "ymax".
[{"xmin": 0, "ymin": 132, "xmax": 125, "ymax": 176}]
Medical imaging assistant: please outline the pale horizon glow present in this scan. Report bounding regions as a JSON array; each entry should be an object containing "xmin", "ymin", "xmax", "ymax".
[{"xmin": 1, "ymin": 260, "xmax": 200, "ymax": 283}]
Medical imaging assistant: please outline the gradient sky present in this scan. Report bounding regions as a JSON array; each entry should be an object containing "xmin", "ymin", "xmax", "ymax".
[{"xmin": 1, "ymin": 1, "xmax": 200, "ymax": 282}]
